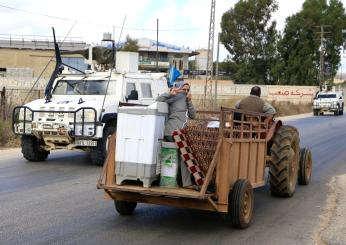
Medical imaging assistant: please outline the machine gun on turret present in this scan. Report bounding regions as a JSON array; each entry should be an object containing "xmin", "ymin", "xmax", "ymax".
[{"xmin": 61, "ymin": 46, "xmax": 114, "ymax": 65}]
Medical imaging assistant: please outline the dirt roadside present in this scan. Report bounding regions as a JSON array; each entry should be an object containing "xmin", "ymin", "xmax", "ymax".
[{"xmin": 314, "ymin": 174, "xmax": 346, "ymax": 244}]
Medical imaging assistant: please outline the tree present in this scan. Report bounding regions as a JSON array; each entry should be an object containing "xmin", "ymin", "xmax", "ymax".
[
  {"xmin": 278, "ymin": 0, "xmax": 346, "ymax": 85},
  {"xmin": 119, "ymin": 35, "xmax": 139, "ymax": 52},
  {"xmin": 213, "ymin": 58, "xmax": 237, "ymax": 77},
  {"xmin": 220, "ymin": 0, "xmax": 279, "ymax": 84},
  {"xmin": 188, "ymin": 60, "xmax": 196, "ymax": 71}
]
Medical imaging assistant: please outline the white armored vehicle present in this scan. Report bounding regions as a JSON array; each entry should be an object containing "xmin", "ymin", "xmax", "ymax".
[
  {"xmin": 12, "ymin": 29, "xmax": 168, "ymax": 165},
  {"xmin": 312, "ymin": 91, "xmax": 344, "ymax": 116}
]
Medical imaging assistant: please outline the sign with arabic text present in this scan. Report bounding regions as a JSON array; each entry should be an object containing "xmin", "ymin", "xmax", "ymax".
[{"xmin": 268, "ymin": 88, "xmax": 315, "ymax": 98}]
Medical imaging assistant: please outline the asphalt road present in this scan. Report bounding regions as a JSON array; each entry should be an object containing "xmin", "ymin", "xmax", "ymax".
[{"xmin": 1, "ymin": 112, "xmax": 346, "ymax": 245}]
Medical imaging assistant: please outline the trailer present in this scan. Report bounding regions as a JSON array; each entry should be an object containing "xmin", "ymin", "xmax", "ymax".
[{"xmin": 97, "ymin": 107, "xmax": 312, "ymax": 228}]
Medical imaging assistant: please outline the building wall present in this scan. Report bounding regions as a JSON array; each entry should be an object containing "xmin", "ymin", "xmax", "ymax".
[
  {"xmin": 195, "ymin": 49, "xmax": 211, "ymax": 71},
  {"xmin": 0, "ymin": 48, "xmax": 56, "ymax": 78},
  {"xmin": 186, "ymin": 79, "xmax": 318, "ymax": 104},
  {"xmin": 168, "ymin": 53, "xmax": 189, "ymax": 71},
  {"xmin": 138, "ymin": 51, "xmax": 190, "ymax": 72},
  {"xmin": 0, "ymin": 48, "xmax": 87, "ymax": 79}
]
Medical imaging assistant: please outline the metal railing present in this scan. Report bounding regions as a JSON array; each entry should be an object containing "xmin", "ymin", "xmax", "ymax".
[{"xmin": 12, "ymin": 106, "xmax": 98, "ymax": 138}]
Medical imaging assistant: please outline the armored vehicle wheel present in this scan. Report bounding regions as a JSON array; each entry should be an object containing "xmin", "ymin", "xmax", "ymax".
[
  {"xmin": 269, "ymin": 125, "xmax": 300, "ymax": 197},
  {"xmin": 313, "ymin": 110, "xmax": 318, "ymax": 116},
  {"xmin": 227, "ymin": 179, "xmax": 254, "ymax": 229},
  {"xmin": 21, "ymin": 135, "xmax": 49, "ymax": 161},
  {"xmin": 298, "ymin": 148, "xmax": 312, "ymax": 185},
  {"xmin": 114, "ymin": 200, "xmax": 137, "ymax": 215},
  {"xmin": 90, "ymin": 123, "xmax": 116, "ymax": 166}
]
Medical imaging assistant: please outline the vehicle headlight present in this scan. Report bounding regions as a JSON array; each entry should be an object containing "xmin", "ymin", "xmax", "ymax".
[
  {"xmin": 76, "ymin": 110, "xmax": 96, "ymax": 123},
  {"xmin": 333, "ymin": 101, "xmax": 337, "ymax": 105},
  {"xmin": 19, "ymin": 110, "xmax": 24, "ymax": 120},
  {"xmin": 18, "ymin": 109, "xmax": 32, "ymax": 120},
  {"xmin": 84, "ymin": 111, "xmax": 96, "ymax": 122}
]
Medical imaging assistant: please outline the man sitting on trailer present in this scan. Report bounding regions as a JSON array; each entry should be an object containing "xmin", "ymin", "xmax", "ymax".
[{"xmin": 235, "ymin": 86, "xmax": 276, "ymax": 115}]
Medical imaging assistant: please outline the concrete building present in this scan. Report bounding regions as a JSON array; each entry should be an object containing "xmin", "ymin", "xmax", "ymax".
[
  {"xmin": 0, "ymin": 34, "xmax": 198, "ymax": 82},
  {"xmin": 137, "ymin": 38, "xmax": 198, "ymax": 73},
  {"xmin": 0, "ymin": 34, "xmax": 88, "ymax": 80}
]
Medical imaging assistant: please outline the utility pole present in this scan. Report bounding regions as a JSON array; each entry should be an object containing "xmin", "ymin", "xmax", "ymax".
[
  {"xmin": 341, "ymin": 30, "xmax": 346, "ymax": 82},
  {"xmin": 214, "ymin": 32, "xmax": 220, "ymax": 110},
  {"xmin": 203, "ymin": 0, "xmax": 216, "ymax": 108},
  {"xmin": 315, "ymin": 25, "xmax": 331, "ymax": 91},
  {"xmin": 319, "ymin": 25, "xmax": 324, "ymax": 91},
  {"xmin": 156, "ymin": 19, "xmax": 159, "ymax": 72}
]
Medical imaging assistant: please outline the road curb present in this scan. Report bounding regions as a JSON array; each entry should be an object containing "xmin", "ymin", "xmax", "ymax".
[{"xmin": 277, "ymin": 112, "xmax": 312, "ymax": 121}]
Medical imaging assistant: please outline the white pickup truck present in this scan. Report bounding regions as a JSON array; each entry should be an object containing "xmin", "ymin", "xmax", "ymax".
[{"xmin": 312, "ymin": 91, "xmax": 344, "ymax": 116}]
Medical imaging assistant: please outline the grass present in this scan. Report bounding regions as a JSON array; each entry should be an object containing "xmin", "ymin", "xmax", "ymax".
[
  {"xmin": 270, "ymin": 100, "xmax": 312, "ymax": 117},
  {"xmin": 0, "ymin": 120, "xmax": 20, "ymax": 147}
]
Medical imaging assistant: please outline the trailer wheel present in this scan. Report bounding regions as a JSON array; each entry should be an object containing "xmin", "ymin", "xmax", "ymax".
[
  {"xmin": 21, "ymin": 135, "xmax": 49, "ymax": 161},
  {"xmin": 90, "ymin": 123, "xmax": 116, "ymax": 166},
  {"xmin": 269, "ymin": 125, "xmax": 300, "ymax": 197},
  {"xmin": 227, "ymin": 179, "xmax": 254, "ymax": 229},
  {"xmin": 298, "ymin": 148, "xmax": 312, "ymax": 185},
  {"xmin": 114, "ymin": 200, "xmax": 137, "ymax": 215}
]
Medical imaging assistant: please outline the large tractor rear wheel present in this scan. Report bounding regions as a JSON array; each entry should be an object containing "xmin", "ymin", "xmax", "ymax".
[
  {"xmin": 227, "ymin": 179, "xmax": 254, "ymax": 229},
  {"xmin": 269, "ymin": 126, "xmax": 300, "ymax": 197},
  {"xmin": 298, "ymin": 148, "xmax": 312, "ymax": 185}
]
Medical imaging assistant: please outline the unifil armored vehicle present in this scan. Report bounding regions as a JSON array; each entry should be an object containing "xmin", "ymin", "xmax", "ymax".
[{"xmin": 12, "ymin": 28, "xmax": 167, "ymax": 165}]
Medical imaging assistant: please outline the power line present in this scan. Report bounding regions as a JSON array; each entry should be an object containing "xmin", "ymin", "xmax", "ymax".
[
  {"xmin": 0, "ymin": 3, "xmax": 207, "ymax": 32},
  {"xmin": 0, "ymin": 3, "xmax": 74, "ymax": 22}
]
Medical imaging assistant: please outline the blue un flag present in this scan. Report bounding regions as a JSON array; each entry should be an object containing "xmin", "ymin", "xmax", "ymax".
[{"xmin": 167, "ymin": 66, "xmax": 181, "ymax": 87}]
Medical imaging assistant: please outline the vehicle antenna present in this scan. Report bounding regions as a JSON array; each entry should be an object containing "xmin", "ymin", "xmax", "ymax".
[
  {"xmin": 99, "ymin": 15, "xmax": 127, "ymax": 122},
  {"xmin": 22, "ymin": 21, "xmax": 78, "ymax": 104}
]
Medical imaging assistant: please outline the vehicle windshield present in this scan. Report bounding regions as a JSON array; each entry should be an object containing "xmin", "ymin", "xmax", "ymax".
[
  {"xmin": 317, "ymin": 94, "xmax": 336, "ymax": 99},
  {"xmin": 52, "ymin": 79, "xmax": 116, "ymax": 95}
]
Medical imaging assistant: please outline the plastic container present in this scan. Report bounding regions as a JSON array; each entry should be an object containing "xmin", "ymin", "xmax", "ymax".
[
  {"xmin": 115, "ymin": 102, "xmax": 168, "ymax": 187},
  {"xmin": 159, "ymin": 142, "xmax": 179, "ymax": 188}
]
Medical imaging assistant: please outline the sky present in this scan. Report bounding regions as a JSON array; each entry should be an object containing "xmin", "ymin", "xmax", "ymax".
[{"xmin": 0, "ymin": 0, "xmax": 345, "ymax": 73}]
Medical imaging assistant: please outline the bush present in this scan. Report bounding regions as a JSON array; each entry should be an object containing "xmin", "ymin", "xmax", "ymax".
[
  {"xmin": 0, "ymin": 120, "xmax": 20, "ymax": 147},
  {"xmin": 271, "ymin": 101, "xmax": 311, "ymax": 117}
]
